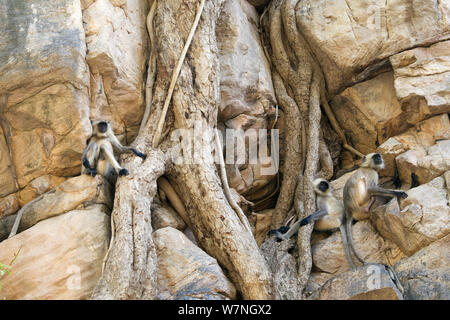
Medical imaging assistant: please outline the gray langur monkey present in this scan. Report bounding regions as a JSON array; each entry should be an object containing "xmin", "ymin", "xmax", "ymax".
[
  {"xmin": 81, "ymin": 120, "xmax": 146, "ymax": 179},
  {"xmin": 343, "ymin": 153, "xmax": 408, "ymax": 265},
  {"xmin": 268, "ymin": 178, "xmax": 356, "ymax": 269}
]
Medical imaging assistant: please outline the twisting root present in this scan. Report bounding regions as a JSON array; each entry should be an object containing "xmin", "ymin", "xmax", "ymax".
[
  {"xmin": 271, "ymin": 71, "xmax": 303, "ymax": 229},
  {"xmin": 295, "ymin": 69, "xmax": 322, "ymax": 294},
  {"xmin": 102, "ymin": 212, "xmax": 115, "ymax": 274},
  {"xmin": 318, "ymin": 134, "xmax": 334, "ymax": 180},
  {"xmin": 139, "ymin": 0, "xmax": 158, "ymax": 135},
  {"xmin": 215, "ymin": 129, "xmax": 253, "ymax": 235},
  {"xmin": 157, "ymin": 176, "xmax": 192, "ymax": 230},
  {"xmin": 152, "ymin": 0, "xmax": 206, "ymax": 148},
  {"xmin": 8, "ymin": 193, "xmax": 47, "ymax": 238},
  {"xmin": 262, "ymin": 0, "xmax": 335, "ymax": 298},
  {"xmin": 320, "ymin": 93, "xmax": 363, "ymax": 158}
]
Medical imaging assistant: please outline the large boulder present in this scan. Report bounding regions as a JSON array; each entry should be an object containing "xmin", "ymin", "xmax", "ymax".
[
  {"xmin": 0, "ymin": 0, "xmax": 91, "ymax": 188},
  {"xmin": 330, "ymin": 69, "xmax": 449, "ymax": 161},
  {"xmin": 0, "ymin": 175, "xmax": 112, "ymax": 241},
  {"xmin": 371, "ymin": 175, "xmax": 450, "ymax": 256},
  {"xmin": 390, "ymin": 40, "xmax": 450, "ymax": 122},
  {"xmin": 376, "ymin": 114, "xmax": 450, "ymax": 179},
  {"xmin": 151, "ymin": 202, "xmax": 186, "ymax": 231},
  {"xmin": 330, "ymin": 72, "xmax": 404, "ymax": 154},
  {"xmin": 0, "ymin": 194, "xmax": 19, "ymax": 219},
  {"xmin": 312, "ymin": 220, "xmax": 405, "ymax": 276},
  {"xmin": 0, "ymin": 127, "xmax": 16, "ymax": 198},
  {"xmin": 0, "ymin": 206, "xmax": 110, "ymax": 300},
  {"xmin": 154, "ymin": 227, "xmax": 236, "ymax": 300},
  {"xmin": 17, "ymin": 175, "xmax": 66, "ymax": 207},
  {"xmin": 309, "ymin": 264, "xmax": 403, "ymax": 300},
  {"xmin": 216, "ymin": 0, "xmax": 278, "ymax": 200},
  {"xmin": 395, "ymin": 140, "xmax": 450, "ymax": 186},
  {"xmin": 394, "ymin": 235, "xmax": 450, "ymax": 300},
  {"xmin": 296, "ymin": 0, "xmax": 450, "ymax": 96},
  {"xmin": 82, "ymin": 0, "xmax": 149, "ymax": 142}
]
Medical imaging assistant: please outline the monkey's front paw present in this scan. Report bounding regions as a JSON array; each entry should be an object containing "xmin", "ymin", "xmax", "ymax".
[
  {"xmin": 139, "ymin": 153, "xmax": 147, "ymax": 160},
  {"xmin": 268, "ymin": 226, "xmax": 289, "ymax": 242},
  {"xmin": 119, "ymin": 168, "xmax": 129, "ymax": 176},
  {"xmin": 396, "ymin": 191, "xmax": 408, "ymax": 199},
  {"xmin": 132, "ymin": 148, "xmax": 147, "ymax": 160}
]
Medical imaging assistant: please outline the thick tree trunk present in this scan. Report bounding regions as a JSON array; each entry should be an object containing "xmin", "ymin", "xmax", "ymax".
[
  {"xmin": 92, "ymin": 0, "xmax": 275, "ymax": 300},
  {"xmin": 261, "ymin": 0, "xmax": 331, "ymax": 298},
  {"xmin": 91, "ymin": 149, "xmax": 166, "ymax": 299}
]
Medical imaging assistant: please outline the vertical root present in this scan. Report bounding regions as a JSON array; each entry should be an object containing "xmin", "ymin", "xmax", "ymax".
[
  {"xmin": 214, "ymin": 129, "xmax": 253, "ymax": 235},
  {"xmin": 271, "ymin": 71, "xmax": 303, "ymax": 229},
  {"xmin": 157, "ymin": 176, "xmax": 192, "ymax": 230},
  {"xmin": 318, "ymin": 134, "xmax": 334, "ymax": 180},
  {"xmin": 320, "ymin": 92, "xmax": 363, "ymax": 158},
  {"xmin": 295, "ymin": 70, "xmax": 322, "ymax": 296},
  {"xmin": 139, "ymin": 0, "xmax": 158, "ymax": 135}
]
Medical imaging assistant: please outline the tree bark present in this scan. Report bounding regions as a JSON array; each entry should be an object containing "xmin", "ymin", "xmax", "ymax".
[
  {"xmin": 92, "ymin": 0, "xmax": 275, "ymax": 300},
  {"xmin": 91, "ymin": 149, "xmax": 166, "ymax": 299},
  {"xmin": 261, "ymin": 0, "xmax": 333, "ymax": 298}
]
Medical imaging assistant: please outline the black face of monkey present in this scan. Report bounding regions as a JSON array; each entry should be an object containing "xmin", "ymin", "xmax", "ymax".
[
  {"xmin": 372, "ymin": 153, "xmax": 383, "ymax": 165},
  {"xmin": 318, "ymin": 181, "xmax": 329, "ymax": 192},
  {"xmin": 98, "ymin": 121, "xmax": 108, "ymax": 134}
]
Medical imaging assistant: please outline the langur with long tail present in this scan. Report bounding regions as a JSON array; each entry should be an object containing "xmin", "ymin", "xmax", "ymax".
[
  {"xmin": 269, "ymin": 178, "xmax": 356, "ymax": 269},
  {"xmin": 342, "ymin": 152, "xmax": 407, "ymax": 265}
]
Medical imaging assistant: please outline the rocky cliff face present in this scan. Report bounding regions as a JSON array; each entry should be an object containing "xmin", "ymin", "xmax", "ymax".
[{"xmin": 0, "ymin": 0, "xmax": 448, "ymax": 300}]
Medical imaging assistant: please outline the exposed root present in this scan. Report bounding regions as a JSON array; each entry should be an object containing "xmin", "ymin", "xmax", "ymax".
[
  {"xmin": 101, "ymin": 209, "xmax": 115, "ymax": 274},
  {"xmin": 263, "ymin": 0, "xmax": 336, "ymax": 298},
  {"xmin": 320, "ymin": 93, "xmax": 363, "ymax": 158},
  {"xmin": 271, "ymin": 71, "xmax": 303, "ymax": 229},
  {"xmin": 92, "ymin": 149, "xmax": 167, "ymax": 300},
  {"xmin": 215, "ymin": 129, "xmax": 253, "ymax": 235},
  {"xmin": 139, "ymin": 0, "xmax": 158, "ymax": 135},
  {"xmin": 318, "ymin": 134, "xmax": 334, "ymax": 180},
  {"xmin": 8, "ymin": 192, "xmax": 49, "ymax": 238},
  {"xmin": 157, "ymin": 176, "xmax": 192, "ymax": 230},
  {"xmin": 295, "ymin": 69, "xmax": 322, "ymax": 296}
]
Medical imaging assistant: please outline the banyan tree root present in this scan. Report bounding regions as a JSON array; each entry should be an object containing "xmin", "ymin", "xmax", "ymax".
[
  {"xmin": 262, "ymin": 0, "xmax": 338, "ymax": 298},
  {"xmin": 215, "ymin": 129, "xmax": 253, "ymax": 235},
  {"xmin": 139, "ymin": 0, "xmax": 158, "ymax": 135},
  {"xmin": 318, "ymin": 132, "xmax": 334, "ymax": 180},
  {"xmin": 157, "ymin": 176, "xmax": 192, "ymax": 230},
  {"xmin": 93, "ymin": 0, "xmax": 275, "ymax": 300},
  {"xmin": 270, "ymin": 71, "xmax": 304, "ymax": 229},
  {"xmin": 92, "ymin": 148, "xmax": 167, "ymax": 300}
]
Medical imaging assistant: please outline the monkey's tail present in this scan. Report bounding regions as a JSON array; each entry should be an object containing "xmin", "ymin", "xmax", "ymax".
[{"xmin": 345, "ymin": 214, "xmax": 366, "ymax": 265}]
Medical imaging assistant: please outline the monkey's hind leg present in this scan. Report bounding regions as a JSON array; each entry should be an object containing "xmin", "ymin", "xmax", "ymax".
[
  {"xmin": 364, "ymin": 197, "xmax": 375, "ymax": 213},
  {"xmin": 368, "ymin": 187, "xmax": 408, "ymax": 199},
  {"xmin": 82, "ymin": 142, "xmax": 99, "ymax": 176},
  {"xmin": 101, "ymin": 145, "xmax": 129, "ymax": 176}
]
